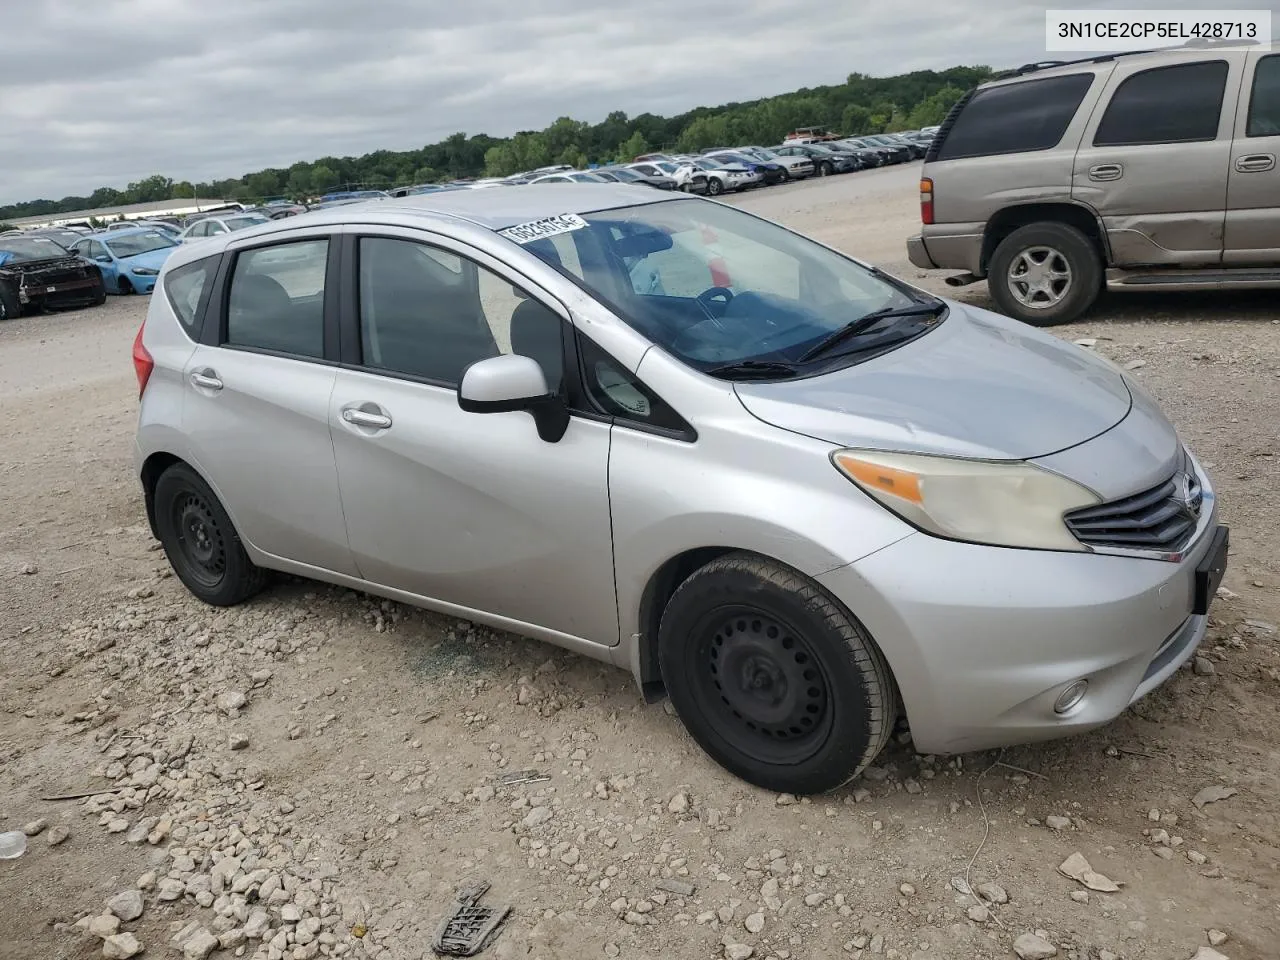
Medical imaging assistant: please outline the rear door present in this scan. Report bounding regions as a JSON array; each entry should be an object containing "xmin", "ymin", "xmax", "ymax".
[
  {"xmin": 1072, "ymin": 53, "xmax": 1246, "ymax": 267},
  {"xmin": 1224, "ymin": 51, "xmax": 1280, "ymax": 265},
  {"xmin": 184, "ymin": 230, "xmax": 358, "ymax": 576}
]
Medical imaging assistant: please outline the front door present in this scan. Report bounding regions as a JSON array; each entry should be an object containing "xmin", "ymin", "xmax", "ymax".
[
  {"xmin": 328, "ymin": 232, "xmax": 618, "ymax": 646},
  {"xmin": 1225, "ymin": 51, "xmax": 1280, "ymax": 265},
  {"xmin": 182, "ymin": 233, "xmax": 359, "ymax": 576},
  {"xmin": 1072, "ymin": 54, "xmax": 1244, "ymax": 267}
]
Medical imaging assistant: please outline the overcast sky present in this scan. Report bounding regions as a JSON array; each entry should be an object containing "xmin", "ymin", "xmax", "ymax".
[{"xmin": 0, "ymin": 0, "xmax": 1250, "ymax": 204}]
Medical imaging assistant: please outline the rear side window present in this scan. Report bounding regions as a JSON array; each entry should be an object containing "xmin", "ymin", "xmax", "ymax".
[
  {"xmin": 163, "ymin": 257, "xmax": 217, "ymax": 337},
  {"xmin": 1247, "ymin": 55, "xmax": 1280, "ymax": 137},
  {"xmin": 1094, "ymin": 61, "xmax": 1228, "ymax": 146},
  {"xmin": 225, "ymin": 240, "xmax": 328, "ymax": 358},
  {"xmin": 937, "ymin": 73, "xmax": 1094, "ymax": 160}
]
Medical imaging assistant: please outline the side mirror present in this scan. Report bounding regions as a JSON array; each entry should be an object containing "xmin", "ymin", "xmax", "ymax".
[
  {"xmin": 458, "ymin": 354, "xmax": 569, "ymax": 443},
  {"xmin": 95, "ymin": 255, "xmax": 112, "ymax": 263}
]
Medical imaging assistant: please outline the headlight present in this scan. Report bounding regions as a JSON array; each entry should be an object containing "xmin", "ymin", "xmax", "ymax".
[
  {"xmin": 831, "ymin": 449, "xmax": 1100, "ymax": 551},
  {"xmin": 131, "ymin": 267, "xmax": 160, "ymax": 276}
]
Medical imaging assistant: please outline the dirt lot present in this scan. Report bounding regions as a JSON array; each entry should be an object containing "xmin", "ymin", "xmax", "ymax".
[{"xmin": 2, "ymin": 166, "xmax": 1277, "ymax": 960}]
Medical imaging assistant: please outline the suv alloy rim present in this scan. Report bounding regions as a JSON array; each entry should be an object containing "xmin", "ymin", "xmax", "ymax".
[{"xmin": 1007, "ymin": 245, "xmax": 1072, "ymax": 309}]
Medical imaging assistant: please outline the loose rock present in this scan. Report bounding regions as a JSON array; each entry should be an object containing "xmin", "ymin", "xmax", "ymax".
[
  {"xmin": 1045, "ymin": 816, "xmax": 1071, "ymax": 831},
  {"xmin": 102, "ymin": 933, "xmax": 143, "ymax": 959},
  {"xmin": 725, "ymin": 945, "xmax": 754, "ymax": 960},
  {"xmin": 22, "ymin": 819, "xmax": 48, "ymax": 837},
  {"xmin": 46, "ymin": 825, "xmax": 70, "ymax": 846},
  {"xmin": 107, "ymin": 890, "xmax": 144, "ymax": 922},
  {"xmin": 744, "ymin": 912, "xmax": 765, "ymax": 934},
  {"xmin": 1012, "ymin": 932, "xmax": 1058, "ymax": 959},
  {"xmin": 182, "ymin": 928, "xmax": 219, "ymax": 960},
  {"xmin": 967, "ymin": 904, "xmax": 989, "ymax": 922},
  {"xmin": 88, "ymin": 915, "xmax": 121, "ymax": 939},
  {"xmin": 1207, "ymin": 930, "xmax": 1228, "ymax": 946},
  {"xmin": 1193, "ymin": 656, "xmax": 1216, "ymax": 676},
  {"xmin": 976, "ymin": 881, "xmax": 1009, "ymax": 904}
]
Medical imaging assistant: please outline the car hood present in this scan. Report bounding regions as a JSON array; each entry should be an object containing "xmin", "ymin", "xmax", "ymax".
[{"xmin": 733, "ymin": 301, "xmax": 1133, "ymax": 461}]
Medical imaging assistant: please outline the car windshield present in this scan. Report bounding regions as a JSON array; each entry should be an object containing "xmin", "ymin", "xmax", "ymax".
[
  {"xmin": 106, "ymin": 232, "xmax": 177, "ymax": 258},
  {"xmin": 226, "ymin": 215, "xmax": 270, "ymax": 231},
  {"xmin": 512, "ymin": 199, "xmax": 940, "ymax": 373},
  {"xmin": 655, "ymin": 162, "xmax": 680, "ymax": 173},
  {"xmin": 605, "ymin": 168, "xmax": 641, "ymax": 181},
  {"xmin": 0, "ymin": 237, "xmax": 70, "ymax": 262}
]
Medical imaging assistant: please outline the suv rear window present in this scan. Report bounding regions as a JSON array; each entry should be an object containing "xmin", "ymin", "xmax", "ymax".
[
  {"xmin": 936, "ymin": 73, "xmax": 1094, "ymax": 161},
  {"xmin": 1094, "ymin": 60, "xmax": 1228, "ymax": 146}
]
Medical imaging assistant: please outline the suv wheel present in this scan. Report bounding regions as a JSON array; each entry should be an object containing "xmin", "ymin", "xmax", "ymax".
[
  {"xmin": 988, "ymin": 222, "xmax": 1102, "ymax": 326},
  {"xmin": 658, "ymin": 552, "xmax": 897, "ymax": 794},
  {"xmin": 154, "ymin": 463, "xmax": 269, "ymax": 606}
]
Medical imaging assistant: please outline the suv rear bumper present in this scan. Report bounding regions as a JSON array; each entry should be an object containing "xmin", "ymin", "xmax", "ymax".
[{"xmin": 906, "ymin": 225, "xmax": 985, "ymax": 274}]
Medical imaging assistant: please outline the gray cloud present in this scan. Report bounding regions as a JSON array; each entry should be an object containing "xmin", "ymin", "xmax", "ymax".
[{"xmin": 0, "ymin": 0, "xmax": 1240, "ymax": 203}]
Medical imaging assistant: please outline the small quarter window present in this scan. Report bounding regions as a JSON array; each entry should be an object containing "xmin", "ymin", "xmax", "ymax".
[
  {"xmin": 937, "ymin": 73, "xmax": 1095, "ymax": 160},
  {"xmin": 163, "ymin": 257, "xmax": 217, "ymax": 337}
]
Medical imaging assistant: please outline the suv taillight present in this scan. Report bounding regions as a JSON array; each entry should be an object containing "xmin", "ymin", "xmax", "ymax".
[
  {"xmin": 132, "ymin": 323, "xmax": 154, "ymax": 398},
  {"xmin": 919, "ymin": 177, "xmax": 934, "ymax": 225}
]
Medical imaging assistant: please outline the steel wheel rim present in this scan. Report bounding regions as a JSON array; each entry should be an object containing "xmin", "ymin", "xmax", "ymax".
[
  {"xmin": 1007, "ymin": 245, "xmax": 1072, "ymax": 309},
  {"xmin": 692, "ymin": 606, "xmax": 833, "ymax": 764},
  {"xmin": 171, "ymin": 492, "xmax": 226, "ymax": 588}
]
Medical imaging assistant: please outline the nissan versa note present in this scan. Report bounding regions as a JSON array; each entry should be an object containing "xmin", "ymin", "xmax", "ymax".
[{"xmin": 133, "ymin": 184, "xmax": 1229, "ymax": 794}]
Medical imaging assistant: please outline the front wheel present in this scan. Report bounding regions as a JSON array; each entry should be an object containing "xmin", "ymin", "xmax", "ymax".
[
  {"xmin": 987, "ymin": 222, "xmax": 1102, "ymax": 326},
  {"xmin": 706, "ymin": 177, "xmax": 725, "ymax": 197},
  {"xmin": 154, "ymin": 463, "xmax": 268, "ymax": 606},
  {"xmin": 0, "ymin": 282, "xmax": 20, "ymax": 321},
  {"xmin": 658, "ymin": 552, "xmax": 897, "ymax": 795},
  {"xmin": 817, "ymin": 161, "xmax": 833, "ymax": 177}
]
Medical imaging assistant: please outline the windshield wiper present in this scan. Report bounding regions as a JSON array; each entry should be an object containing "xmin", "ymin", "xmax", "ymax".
[
  {"xmin": 797, "ymin": 301, "xmax": 947, "ymax": 363},
  {"xmin": 706, "ymin": 359, "xmax": 801, "ymax": 380}
]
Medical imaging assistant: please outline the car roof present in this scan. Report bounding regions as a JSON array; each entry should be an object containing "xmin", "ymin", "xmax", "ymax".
[
  {"xmin": 981, "ymin": 41, "xmax": 1260, "ymax": 88},
  {"xmin": 88, "ymin": 226, "xmax": 172, "ymax": 240},
  {"xmin": 158, "ymin": 183, "xmax": 679, "ymax": 273}
]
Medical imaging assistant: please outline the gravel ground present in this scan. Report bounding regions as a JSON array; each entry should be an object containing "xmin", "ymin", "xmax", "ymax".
[{"xmin": 1, "ymin": 166, "xmax": 1277, "ymax": 960}]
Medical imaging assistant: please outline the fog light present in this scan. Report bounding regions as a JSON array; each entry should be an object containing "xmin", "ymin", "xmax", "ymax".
[{"xmin": 1054, "ymin": 680, "xmax": 1088, "ymax": 714}]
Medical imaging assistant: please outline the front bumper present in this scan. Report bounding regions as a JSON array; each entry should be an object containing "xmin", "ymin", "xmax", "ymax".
[
  {"xmin": 19, "ymin": 275, "xmax": 100, "ymax": 303},
  {"xmin": 817, "ymin": 501, "xmax": 1223, "ymax": 755},
  {"xmin": 129, "ymin": 272, "xmax": 158, "ymax": 294}
]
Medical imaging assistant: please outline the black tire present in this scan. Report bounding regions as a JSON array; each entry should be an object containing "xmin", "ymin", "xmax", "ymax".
[
  {"xmin": 118, "ymin": 276, "xmax": 134, "ymax": 295},
  {"xmin": 154, "ymin": 463, "xmax": 268, "ymax": 606},
  {"xmin": 658, "ymin": 552, "xmax": 897, "ymax": 795},
  {"xmin": 90, "ymin": 274, "xmax": 107, "ymax": 306},
  {"xmin": 779, "ymin": 170, "xmax": 791, "ymax": 182},
  {"xmin": 817, "ymin": 161, "xmax": 833, "ymax": 177},
  {"xmin": 706, "ymin": 177, "xmax": 725, "ymax": 197},
  {"xmin": 0, "ymin": 282, "xmax": 20, "ymax": 321},
  {"xmin": 987, "ymin": 222, "xmax": 1102, "ymax": 327}
]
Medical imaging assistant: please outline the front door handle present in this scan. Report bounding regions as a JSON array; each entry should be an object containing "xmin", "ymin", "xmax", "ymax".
[
  {"xmin": 1088, "ymin": 163, "xmax": 1124, "ymax": 182},
  {"xmin": 1235, "ymin": 153, "xmax": 1276, "ymax": 173},
  {"xmin": 190, "ymin": 371, "xmax": 223, "ymax": 391},
  {"xmin": 341, "ymin": 407, "xmax": 393, "ymax": 430}
]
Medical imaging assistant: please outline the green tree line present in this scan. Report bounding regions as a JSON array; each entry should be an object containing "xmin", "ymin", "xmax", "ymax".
[{"xmin": 1, "ymin": 66, "xmax": 988, "ymax": 220}]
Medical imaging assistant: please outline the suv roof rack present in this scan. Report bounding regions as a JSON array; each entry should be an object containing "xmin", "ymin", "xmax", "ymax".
[{"xmin": 993, "ymin": 37, "xmax": 1260, "ymax": 80}]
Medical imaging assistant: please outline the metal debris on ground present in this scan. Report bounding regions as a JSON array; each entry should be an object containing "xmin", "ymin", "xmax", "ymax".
[
  {"xmin": 496, "ymin": 770, "xmax": 549, "ymax": 786},
  {"xmin": 431, "ymin": 881, "xmax": 510, "ymax": 957}
]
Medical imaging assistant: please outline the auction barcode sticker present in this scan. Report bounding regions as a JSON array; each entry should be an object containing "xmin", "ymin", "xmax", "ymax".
[
  {"xmin": 498, "ymin": 213, "xmax": 588, "ymax": 244},
  {"xmin": 1046, "ymin": 9, "xmax": 1271, "ymax": 51}
]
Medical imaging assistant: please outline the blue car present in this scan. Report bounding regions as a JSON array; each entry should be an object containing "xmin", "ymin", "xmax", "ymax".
[{"xmin": 70, "ymin": 227, "xmax": 180, "ymax": 295}]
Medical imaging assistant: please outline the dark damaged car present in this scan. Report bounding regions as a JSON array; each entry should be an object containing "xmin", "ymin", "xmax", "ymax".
[{"xmin": 0, "ymin": 235, "xmax": 107, "ymax": 320}]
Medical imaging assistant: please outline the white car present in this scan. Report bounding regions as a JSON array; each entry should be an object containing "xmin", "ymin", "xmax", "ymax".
[
  {"xmin": 179, "ymin": 212, "xmax": 272, "ymax": 244},
  {"xmin": 739, "ymin": 147, "xmax": 815, "ymax": 179}
]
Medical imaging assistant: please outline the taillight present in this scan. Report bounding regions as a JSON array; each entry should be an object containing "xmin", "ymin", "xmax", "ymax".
[
  {"xmin": 132, "ymin": 323, "xmax": 154, "ymax": 398},
  {"xmin": 919, "ymin": 177, "xmax": 934, "ymax": 225}
]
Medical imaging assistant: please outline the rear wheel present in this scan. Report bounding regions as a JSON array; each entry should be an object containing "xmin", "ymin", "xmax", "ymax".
[
  {"xmin": 988, "ymin": 222, "xmax": 1102, "ymax": 326},
  {"xmin": 154, "ymin": 463, "xmax": 268, "ymax": 606},
  {"xmin": 658, "ymin": 552, "xmax": 897, "ymax": 795}
]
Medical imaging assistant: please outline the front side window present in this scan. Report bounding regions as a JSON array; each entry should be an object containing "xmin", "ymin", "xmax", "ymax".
[
  {"xmin": 938, "ymin": 73, "xmax": 1095, "ymax": 160},
  {"xmin": 226, "ymin": 239, "xmax": 328, "ymax": 358},
  {"xmin": 1247, "ymin": 54, "xmax": 1280, "ymax": 137},
  {"xmin": 1094, "ymin": 60, "xmax": 1228, "ymax": 146},
  {"xmin": 514, "ymin": 198, "xmax": 939, "ymax": 374},
  {"xmin": 357, "ymin": 237, "xmax": 565, "ymax": 391}
]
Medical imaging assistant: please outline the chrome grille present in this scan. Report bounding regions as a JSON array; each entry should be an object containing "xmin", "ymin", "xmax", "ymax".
[{"xmin": 1064, "ymin": 458, "xmax": 1202, "ymax": 552}]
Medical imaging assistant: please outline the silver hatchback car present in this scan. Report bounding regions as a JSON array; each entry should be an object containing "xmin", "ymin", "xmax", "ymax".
[{"xmin": 133, "ymin": 185, "xmax": 1228, "ymax": 794}]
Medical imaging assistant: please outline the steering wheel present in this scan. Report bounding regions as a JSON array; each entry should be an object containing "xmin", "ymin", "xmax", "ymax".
[{"xmin": 696, "ymin": 286, "xmax": 735, "ymax": 311}]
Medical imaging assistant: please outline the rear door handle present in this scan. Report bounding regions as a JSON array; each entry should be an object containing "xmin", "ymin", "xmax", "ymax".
[
  {"xmin": 341, "ymin": 407, "xmax": 393, "ymax": 430},
  {"xmin": 190, "ymin": 371, "xmax": 223, "ymax": 391},
  {"xmin": 1235, "ymin": 153, "xmax": 1276, "ymax": 173},
  {"xmin": 1088, "ymin": 163, "xmax": 1124, "ymax": 182}
]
